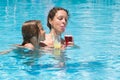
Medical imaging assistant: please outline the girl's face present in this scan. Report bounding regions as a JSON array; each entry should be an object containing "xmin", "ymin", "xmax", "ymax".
[
  {"xmin": 38, "ymin": 23, "xmax": 45, "ymax": 41},
  {"xmin": 49, "ymin": 10, "xmax": 68, "ymax": 35},
  {"xmin": 30, "ymin": 29, "xmax": 45, "ymax": 48}
]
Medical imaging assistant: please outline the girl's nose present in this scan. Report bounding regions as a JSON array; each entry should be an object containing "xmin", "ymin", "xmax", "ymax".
[{"xmin": 42, "ymin": 30, "xmax": 45, "ymax": 34}]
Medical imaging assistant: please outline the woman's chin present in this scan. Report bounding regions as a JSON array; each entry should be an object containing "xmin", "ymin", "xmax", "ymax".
[{"xmin": 60, "ymin": 30, "xmax": 65, "ymax": 34}]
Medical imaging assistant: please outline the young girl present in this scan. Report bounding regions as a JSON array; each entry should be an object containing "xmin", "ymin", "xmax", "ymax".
[
  {"xmin": 21, "ymin": 20, "xmax": 45, "ymax": 50},
  {"xmin": 0, "ymin": 20, "xmax": 45, "ymax": 54}
]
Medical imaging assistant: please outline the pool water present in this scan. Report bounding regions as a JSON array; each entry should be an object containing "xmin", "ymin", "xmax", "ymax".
[{"xmin": 0, "ymin": 0, "xmax": 120, "ymax": 80}]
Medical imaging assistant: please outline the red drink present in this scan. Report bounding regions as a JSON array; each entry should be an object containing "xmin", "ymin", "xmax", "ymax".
[{"xmin": 64, "ymin": 35, "xmax": 73, "ymax": 46}]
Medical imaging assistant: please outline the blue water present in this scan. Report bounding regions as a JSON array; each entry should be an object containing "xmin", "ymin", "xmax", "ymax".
[{"xmin": 0, "ymin": 0, "xmax": 120, "ymax": 80}]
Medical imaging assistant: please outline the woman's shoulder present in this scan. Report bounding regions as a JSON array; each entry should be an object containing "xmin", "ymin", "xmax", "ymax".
[
  {"xmin": 43, "ymin": 34, "xmax": 53, "ymax": 47},
  {"xmin": 45, "ymin": 33, "xmax": 51, "ymax": 38}
]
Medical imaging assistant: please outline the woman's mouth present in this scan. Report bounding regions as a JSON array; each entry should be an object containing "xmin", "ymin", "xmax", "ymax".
[{"xmin": 61, "ymin": 26, "xmax": 65, "ymax": 31}]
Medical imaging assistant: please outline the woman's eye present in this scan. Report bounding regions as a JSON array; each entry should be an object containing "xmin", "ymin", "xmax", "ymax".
[
  {"xmin": 58, "ymin": 17, "xmax": 63, "ymax": 20},
  {"xmin": 57, "ymin": 16, "xmax": 68, "ymax": 23}
]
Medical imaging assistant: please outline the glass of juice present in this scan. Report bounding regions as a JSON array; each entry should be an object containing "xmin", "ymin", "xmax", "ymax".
[
  {"xmin": 54, "ymin": 36, "xmax": 61, "ymax": 49},
  {"xmin": 64, "ymin": 35, "xmax": 73, "ymax": 46}
]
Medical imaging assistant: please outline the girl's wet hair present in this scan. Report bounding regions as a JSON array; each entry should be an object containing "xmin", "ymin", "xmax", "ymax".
[
  {"xmin": 47, "ymin": 7, "xmax": 69, "ymax": 30},
  {"xmin": 22, "ymin": 20, "xmax": 41, "ymax": 45}
]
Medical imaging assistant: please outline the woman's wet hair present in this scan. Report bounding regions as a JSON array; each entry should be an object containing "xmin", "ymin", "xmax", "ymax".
[
  {"xmin": 47, "ymin": 7, "xmax": 69, "ymax": 30},
  {"xmin": 22, "ymin": 20, "xmax": 41, "ymax": 45}
]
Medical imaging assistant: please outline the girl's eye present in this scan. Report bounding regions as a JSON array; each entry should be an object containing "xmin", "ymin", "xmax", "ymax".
[
  {"xmin": 39, "ymin": 27, "xmax": 44, "ymax": 30},
  {"xmin": 41, "ymin": 28, "xmax": 43, "ymax": 30}
]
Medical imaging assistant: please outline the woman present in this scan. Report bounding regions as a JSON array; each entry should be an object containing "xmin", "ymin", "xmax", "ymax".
[
  {"xmin": 21, "ymin": 20, "xmax": 45, "ymax": 50},
  {"xmin": 43, "ymin": 7, "xmax": 73, "ymax": 48}
]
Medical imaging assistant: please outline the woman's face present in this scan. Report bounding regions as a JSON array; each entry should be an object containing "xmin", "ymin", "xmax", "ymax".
[{"xmin": 49, "ymin": 10, "xmax": 68, "ymax": 34}]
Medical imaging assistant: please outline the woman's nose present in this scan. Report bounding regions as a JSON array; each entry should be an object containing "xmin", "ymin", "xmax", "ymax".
[{"xmin": 62, "ymin": 19, "xmax": 67, "ymax": 25}]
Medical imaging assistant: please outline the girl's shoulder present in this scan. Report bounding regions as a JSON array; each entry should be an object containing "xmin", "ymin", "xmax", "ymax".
[
  {"xmin": 23, "ymin": 43, "xmax": 34, "ymax": 50},
  {"xmin": 14, "ymin": 43, "xmax": 34, "ymax": 50}
]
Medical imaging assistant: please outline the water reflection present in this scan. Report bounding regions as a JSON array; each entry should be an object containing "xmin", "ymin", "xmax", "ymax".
[
  {"xmin": 2, "ymin": 48, "xmax": 68, "ymax": 75},
  {"xmin": 0, "ymin": 0, "xmax": 120, "ymax": 79}
]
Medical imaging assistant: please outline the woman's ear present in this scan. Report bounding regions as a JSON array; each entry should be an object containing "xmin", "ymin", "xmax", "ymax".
[{"xmin": 49, "ymin": 18, "xmax": 52, "ymax": 25}]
